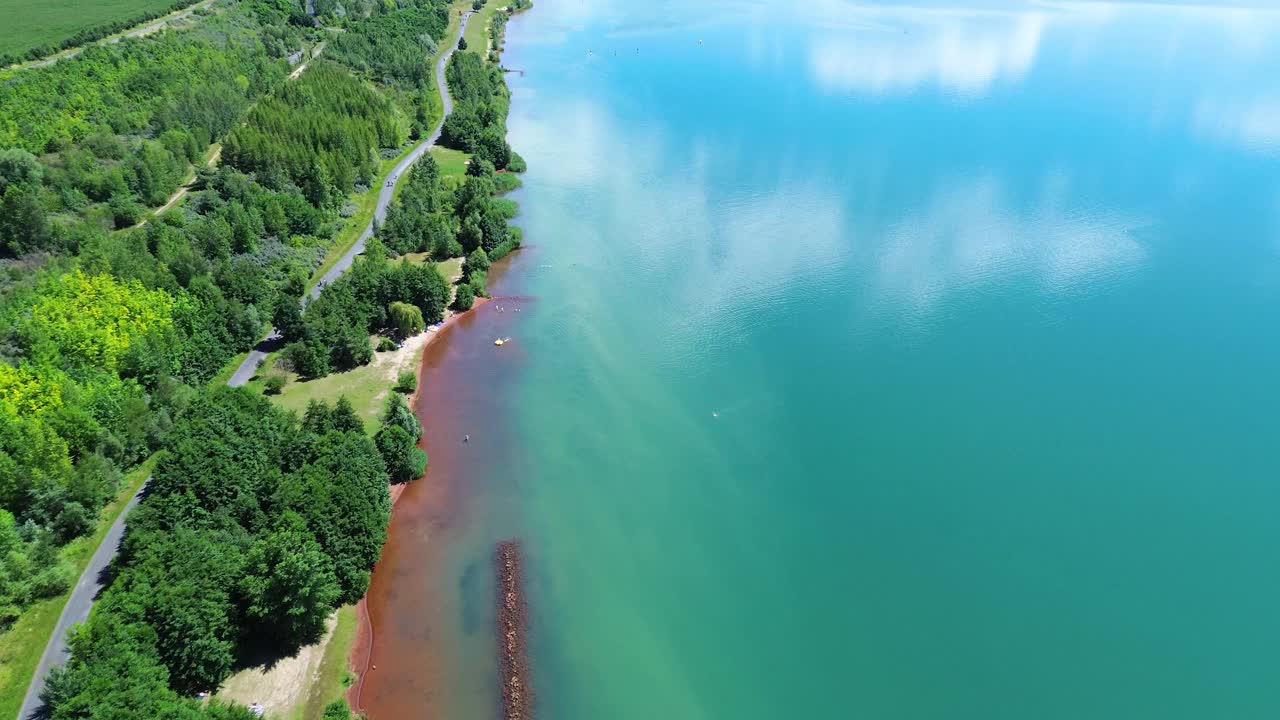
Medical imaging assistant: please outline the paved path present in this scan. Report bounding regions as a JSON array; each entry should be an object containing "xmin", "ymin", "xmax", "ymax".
[
  {"xmin": 17, "ymin": 13, "xmax": 474, "ymax": 719},
  {"xmin": 228, "ymin": 11, "xmax": 473, "ymax": 389}
]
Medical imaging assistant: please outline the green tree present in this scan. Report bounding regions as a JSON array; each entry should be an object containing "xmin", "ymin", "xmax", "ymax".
[
  {"xmin": 453, "ymin": 283, "xmax": 475, "ymax": 311},
  {"xmin": 374, "ymin": 425, "xmax": 426, "ymax": 483},
  {"xmin": 388, "ymin": 301, "xmax": 425, "ymax": 338},
  {"xmin": 382, "ymin": 393, "xmax": 421, "ymax": 440},
  {"xmin": 240, "ymin": 527, "xmax": 340, "ymax": 645},
  {"xmin": 275, "ymin": 431, "xmax": 389, "ymax": 602},
  {"xmin": 463, "ymin": 247, "xmax": 490, "ymax": 278},
  {"xmin": 331, "ymin": 397, "xmax": 364, "ymax": 435}
]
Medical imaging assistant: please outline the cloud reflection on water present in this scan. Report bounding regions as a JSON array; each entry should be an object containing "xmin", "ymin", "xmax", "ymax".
[
  {"xmin": 875, "ymin": 175, "xmax": 1146, "ymax": 311},
  {"xmin": 808, "ymin": 8, "xmax": 1045, "ymax": 97}
]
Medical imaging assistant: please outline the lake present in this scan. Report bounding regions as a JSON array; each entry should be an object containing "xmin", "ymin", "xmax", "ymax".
[{"xmin": 367, "ymin": 1, "xmax": 1280, "ymax": 718}]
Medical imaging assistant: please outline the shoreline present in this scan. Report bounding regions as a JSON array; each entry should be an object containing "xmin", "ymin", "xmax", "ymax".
[
  {"xmin": 348, "ymin": 244, "xmax": 531, "ymax": 718},
  {"xmin": 347, "ymin": 4, "xmax": 534, "ymax": 717}
]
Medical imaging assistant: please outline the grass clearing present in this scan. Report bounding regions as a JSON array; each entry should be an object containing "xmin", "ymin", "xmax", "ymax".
[
  {"xmin": 298, "ymin": 605, "xmax": 357, "ymax": 720},
  {"xmin": 248, "ymin": 334, "xmax": 430, "ymax": 434},
  {"xmin": 430, "ymin": 145, "xmax": 471, "ymax": 178},
  {"xmin": 0, "ymin": 456, "xmax": 158, "ymax": 719},
  {"xmin": 462, "ymin": 1, "xmax": 501, "ymax": 58}
]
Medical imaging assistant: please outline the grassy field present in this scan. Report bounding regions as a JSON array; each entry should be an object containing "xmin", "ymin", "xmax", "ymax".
[
  {"xmin": 242, "ymin": 337, "xmax": 425, "ymax": 435},
  {"xmin": 0, "ymin": 0, "xmax": 194, "ymax": 56},
  {"xmin": 0, "ymin": 456, "xmax": 158, "ymax": 719},
  {"xmin": 462, "ymin": 1, "xmax": 502, "ymax": 58},
  {"xmin": 430, "ymin": 145, "xmax": 471, "ymax": 178},
  {"xmin": 298, "ymin": 605, "xmax": 357, "ymax": 720}
]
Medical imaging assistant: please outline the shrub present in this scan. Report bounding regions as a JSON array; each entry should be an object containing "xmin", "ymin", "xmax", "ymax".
[
  {"xmin": 264, "ymin": 374, "xmax": 287, "ymax": 395},
  {"xmin": 377, "ymin": 337, "xmax": 398, "ymax": 352},
  {"xmin": 395, "ymin": 371, "xmax": 417, "ymax": 394},
  {"xmin": 323, "ymin": 699, "xmax": 353, "ymax": 720}
]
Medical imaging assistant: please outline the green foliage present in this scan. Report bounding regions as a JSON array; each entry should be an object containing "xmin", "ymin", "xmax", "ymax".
[
  {"xmin": 374, "ymin": 424, "xmax": 425, "ymax": 483},
  {"xmin": 17, "ymin": 270, "xmax": 177, "ymax": 371},
  {"xmin": 0, "ymin": 0, "xmax": 204, "ymax": 60},
  {"xmin": 378, "ymin": 156, "xmax": 454, "ymax": 257},
  {"xmin": 453, "ymin": 282, "xmax": 475, "ymax": 311},
  {"xmin": 440, "ymin": 51, "xmax": 513, "ymax": 168},
  {"xmin": 297, "ymin": 244, "xmax": 449, "ymax": 378},
  {"xmin": 394, "ymin": 370, "xmax": 417, "ymax": 394},
  {"xmin": 240, "ymin": 527, "xmax": 340, "ymax": 644},
  {"xmin": 322, "ymin": 699, "xmax": 353, "ymax": 720},
  {"xmin": 263, "ymin": 374, "xmax": 287, "ymax": 395},
  {"xmin": 47, "ymin": 388, "xmax": 392, "ymax": 716},
  {"xmin": 326, "ymin": 2, "xmax": 451, "ymax": 136},
  {"xmin": 381, "ymin": 393, "xmax": 420, "ymax": 440},
  {"xmin": 463, "ymin": 247, "xmax": 490, "ymax": 277},
  {"xmin": 0, "ymin": 12, "xmax": 281, "ymax": 191},
  {"xmin": 375, "ymin": 394, "xmax": 424, "ymax": 483},
  {"xmin": 388, "ymin": 301, "xmax": 425, "ymax": 338},
  {"xmin": 0, "ymin": 510, "xmax": 74, "ymax": 629},
  {"xmin": 224, "ymin": 61, "xmax": 406, "ymax": 208}
]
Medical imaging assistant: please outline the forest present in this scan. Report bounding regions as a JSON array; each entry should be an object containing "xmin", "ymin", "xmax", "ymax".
[
  {"xmin": 0, "ymin": 0, "xmax": 524, "ymax": 715},
  {"xmin": 40, "ymin": 388, "xmax": 422, "ymax": 717}
]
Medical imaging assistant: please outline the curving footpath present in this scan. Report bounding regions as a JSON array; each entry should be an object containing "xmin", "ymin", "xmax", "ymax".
[{"xmin": 17, "ymin": 12, "xmax": 474, "ymax": 719}]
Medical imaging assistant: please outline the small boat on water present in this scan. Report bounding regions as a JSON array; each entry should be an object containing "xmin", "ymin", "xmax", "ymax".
[{"xmin": 494, "ymin": 337, "xmax": 511, "ymax": 346}]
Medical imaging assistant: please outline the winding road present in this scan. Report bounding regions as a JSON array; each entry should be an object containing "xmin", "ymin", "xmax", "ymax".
[
  {"xmin": 17, "ymin": 12, "xmax": 474, "ymax": 719},
  {"xmin": 227, "ymin": 10, "xmax": 473, "ymax": 388}
]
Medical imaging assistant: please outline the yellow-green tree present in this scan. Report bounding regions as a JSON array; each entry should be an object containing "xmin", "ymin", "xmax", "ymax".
[{"xmin": 20, "ymin": 270, "xmax": 177, "ymax": 371}]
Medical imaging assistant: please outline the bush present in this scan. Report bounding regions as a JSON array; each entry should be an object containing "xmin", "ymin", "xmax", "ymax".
[
  {"xmin": 395, "ymin": 371, "xmax": 417, "ymax": 394},
  {"xmin": 505, "ymin": 151, "xmax": 527, "ymax": 173},
  {"xmin": 263, "ymin": 374, "xmax": 287, "ymax": 395},
  {"xmin": 458, "ymin": 37, "xmax": 468, "ymax": 51},
  {"xmin": 323, "ymin": 699, "xmax": 353, "ymax": 720},
  {"xmin": 108, "ymin": 195, "xmax": 144, "ymax": 229},
  {"xmin": 377, "ymin": 337, "xmax": 398, "ymax": 352},
  {"xmin": 488, "ymin": 236, "xmax": 519, "ymax": 262},
  {"xmin": 53, "ymin": 502, "xmax": 93, "ymax": 543}
]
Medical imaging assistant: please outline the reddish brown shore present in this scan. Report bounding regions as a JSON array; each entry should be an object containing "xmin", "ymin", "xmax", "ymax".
[{"xmin": 349, "ymin": 252, "xmax": 531, "ymax": 719}]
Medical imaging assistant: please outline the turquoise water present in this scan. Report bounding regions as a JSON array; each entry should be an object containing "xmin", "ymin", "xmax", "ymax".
[{"xmin": 497, "ymin": 2, "xmax": 1280, "ymax": 717}]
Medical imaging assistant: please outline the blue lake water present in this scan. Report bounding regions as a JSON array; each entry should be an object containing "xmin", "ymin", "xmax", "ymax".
[{"xmin": 490, "ymin": 1, "xmax": 1280, "ymax": 717}]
